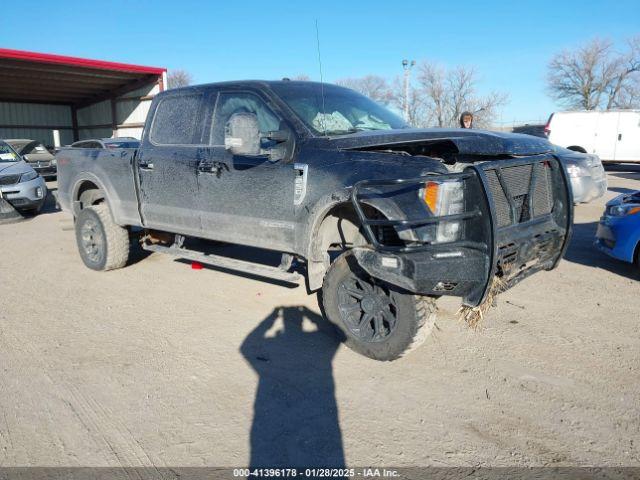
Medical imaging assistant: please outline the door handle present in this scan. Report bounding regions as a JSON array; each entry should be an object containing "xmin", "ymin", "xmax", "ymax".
[
  {"xmin": 197, "ymin": 163, "xmax": 216, "ymax": 173},
  {"xmin": 139, "ymin": 162, "xmax": 154, "ymax": 170},
  {"xmin": 197, "ymin": 161, "xmax": 225, "ymax": 176}
]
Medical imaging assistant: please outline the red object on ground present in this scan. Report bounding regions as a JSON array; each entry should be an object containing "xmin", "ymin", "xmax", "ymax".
[{"xmin": 191, "ymin": 262, "xmax": 204, "ymax": 270}]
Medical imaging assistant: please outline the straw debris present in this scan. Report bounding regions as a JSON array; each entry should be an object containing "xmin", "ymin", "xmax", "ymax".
[{"xmin": 457, "ymin": 276, "xmax": 507, "ymax": 329}]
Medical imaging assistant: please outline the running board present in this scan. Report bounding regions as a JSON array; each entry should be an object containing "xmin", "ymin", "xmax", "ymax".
[{"xmin": 142, "ymin": 244, "xmax": 302, "ymax": 283}]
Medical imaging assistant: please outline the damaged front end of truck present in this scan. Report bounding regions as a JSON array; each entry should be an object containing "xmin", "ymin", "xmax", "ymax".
[{"xmin": 348, "ymin": 152, "xmax": 572, "ymax": 309}]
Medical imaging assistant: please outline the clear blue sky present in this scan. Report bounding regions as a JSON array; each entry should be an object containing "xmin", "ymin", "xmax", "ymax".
[{"xmin": 3, "ymin": 0, "xmax": 639, "ymax": 124}]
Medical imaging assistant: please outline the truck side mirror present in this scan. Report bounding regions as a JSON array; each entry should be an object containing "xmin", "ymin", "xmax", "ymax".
[
  {"xmin": 224, "ymin": 112, "xmax": 261, "ymax": 156},
  {"xmin": 263, "ymin": 124, "xmax": 294, "ymax": 162},
  {"xmin": 264, "ymin": 130, "xmax": 290, "ymax": 142}
]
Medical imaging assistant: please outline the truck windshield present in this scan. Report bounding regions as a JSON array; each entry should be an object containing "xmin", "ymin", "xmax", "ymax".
[
  {"xmin": 271, "ymin": 82, "xmax": 408, "ymax": 136},
  {"xmin": 0, "ymin": 143, "xmax": 20, "ymax": 162}
]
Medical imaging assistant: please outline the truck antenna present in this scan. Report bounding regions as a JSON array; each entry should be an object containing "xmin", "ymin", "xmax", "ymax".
[{"xmin": 315, "ymin": 19, "xmax": 327, "ymax": 135}]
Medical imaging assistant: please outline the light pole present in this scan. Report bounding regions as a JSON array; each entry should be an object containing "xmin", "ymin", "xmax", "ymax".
[{"xmin": 402, "ymin": 59, "xmax": 415, "ymax": 122}]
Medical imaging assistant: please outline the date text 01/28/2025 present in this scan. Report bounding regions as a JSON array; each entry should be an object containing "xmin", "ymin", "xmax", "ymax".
[{"xmin": 232, "ymin": 468, "xmax": 399, "ymax": 477}]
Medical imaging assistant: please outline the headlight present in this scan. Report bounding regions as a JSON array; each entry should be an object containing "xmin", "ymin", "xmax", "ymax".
[
  {"xmin": 608, "ymin": 204, "xmax": 640, "ymax": 217},
  {"xmin": 51, "ymin": 158, "xmax": 57, "ymax": 166},
  {"xmin": 20, "ymin": 170, "xmax": 38, "ymax": 183},
  {"xmin": 419, "ymin": 179, "xmax": 464, "ymax": 243},
  {"xmin": 566, "ymin": 162, "xmax": 589, "ymax": 178}
]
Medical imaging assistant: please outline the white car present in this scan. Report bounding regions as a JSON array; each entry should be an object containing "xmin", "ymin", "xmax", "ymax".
[{"xmin": 546, "ymin": 110, "xmax": 640, "ymax": 163}]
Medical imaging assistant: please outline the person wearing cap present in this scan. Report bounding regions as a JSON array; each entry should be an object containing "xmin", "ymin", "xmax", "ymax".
[{"xmin": 459, "ymin": 111, "xmax": 474, "ymax": 129}]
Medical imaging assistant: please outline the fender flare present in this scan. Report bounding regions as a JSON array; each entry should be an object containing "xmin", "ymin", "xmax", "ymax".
[
  {"xmin": 303, "ymin": 189, "xmax": 406, "ymax": 292},
  {"xmin": 70, "ymin": 172, "xmax": 118, "ymax": 221}
]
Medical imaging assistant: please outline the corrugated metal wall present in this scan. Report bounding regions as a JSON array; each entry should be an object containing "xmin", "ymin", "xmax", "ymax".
[
  {"xmin": 77, "ymin": 100, "xmax": 111, "ymax": 126},
  {"xmin": 0, "ymin": 81, "xmax": 161, "ymax": 145},
  {"xmin": 75, "ymin": 83, "xmax": 159, "ymax": 140},
  {"xmin": 0, "ymin": 102, "xmax": 73, "ymax": 146}
]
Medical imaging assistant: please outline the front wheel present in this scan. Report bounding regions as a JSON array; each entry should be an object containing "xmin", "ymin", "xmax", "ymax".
[
  {"xmin": 320, "ymin": 252, "xmax": 437, "ymax": 361},
  {"xmin": 75, "ymin": 204, "xmax": 130, "ymax": 271}
]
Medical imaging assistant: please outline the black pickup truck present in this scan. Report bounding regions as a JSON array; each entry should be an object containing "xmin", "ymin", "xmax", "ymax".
[{"xmin": 56, "ymin": 80, "xmax": 572, "ymax": 361}]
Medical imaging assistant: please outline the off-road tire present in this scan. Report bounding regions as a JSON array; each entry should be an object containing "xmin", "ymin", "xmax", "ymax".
[
  {"xmin": 320, "ymin": 252, "xmax": 437, "ymax": 361},
  {"xmin": 75, "ymin": 204, "xmax": 129, "ymax": 271}
]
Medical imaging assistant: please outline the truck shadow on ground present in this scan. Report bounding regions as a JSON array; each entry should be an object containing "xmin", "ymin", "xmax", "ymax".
[
  {"xmin": 240, "ymin": 306, "xmax": 346, "ymax": 469},
  {"xmin": 38, "ymin": 187, "xmax": 61, "ymax": 215},
  {"xmin": 563, "ymin": 221, "xmax": 638, "ymax": 280}
]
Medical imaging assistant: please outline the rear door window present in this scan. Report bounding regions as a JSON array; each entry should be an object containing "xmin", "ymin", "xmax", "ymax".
[{"xmin": 150, "ymin": 94, "xmax": 204, "ymax": 145}]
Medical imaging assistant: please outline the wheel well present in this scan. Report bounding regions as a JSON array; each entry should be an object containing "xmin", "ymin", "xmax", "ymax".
[
  {"xmin": 76, "ymin": 181, "xmax": 105, "ymax": 208},
  {"xmin": 307, "ymin": 202, "xmax": 396, "ymax": 292},
  {"xmin": 567, "ymin": 146, "xmax": 587, "ymax": 153}
]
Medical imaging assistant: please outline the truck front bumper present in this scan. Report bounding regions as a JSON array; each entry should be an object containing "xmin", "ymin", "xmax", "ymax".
[{"xmin": 351, "ymin": 156, "xmax": 572, "ymax": 307}]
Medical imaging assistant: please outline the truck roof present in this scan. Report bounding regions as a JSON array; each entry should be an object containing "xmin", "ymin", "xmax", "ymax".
[{"xmin": 158, "ymin": 80, "xmax": 343, "ymax": 95}]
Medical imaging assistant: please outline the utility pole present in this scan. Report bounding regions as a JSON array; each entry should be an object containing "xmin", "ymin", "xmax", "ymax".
[{"xmin": 402, "ymin": 59, "xmax": 416, "ymax": 122}]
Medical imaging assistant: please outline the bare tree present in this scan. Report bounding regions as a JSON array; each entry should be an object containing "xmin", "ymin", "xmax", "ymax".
[
  {"xmin": 415, "ymin": 62, "xmax": 508, "ymax": 128},
  {"xmin": 616, "ymin": 72, "xmax": 640, "ymax": 109},
  {"xmin": 388, "ymin": 76, "xmax": 428, "ymax": 126},
  {"xmin": 291, "ymin": 74, "xmax": 311, "ymax": 81},
  {"xmin": 167, "ymin": 69, "xmax": 193, "ymax": 89},
  {"xmin": 606, "ymin": 36, "xmax": 640, "ymax": 108},
  {"xmin": 328, "ymin": 65, "xmax": 507, "ymax": 128},
  {"xmin": 336, "ymin": 75, "xmax": 394, "ymax": 105},
  {"xmin": 547, "ymin": 36, "xmax": 640, "ymax": 110}
]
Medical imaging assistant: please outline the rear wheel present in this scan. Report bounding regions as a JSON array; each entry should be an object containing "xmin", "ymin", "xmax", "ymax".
[
  {"xmin": 320, "ymin": 252, "xmax": 437, "ymax": 361},
  {"xmin": 75, "ymin": 204, "xmax": 129, "ymax": 271}
]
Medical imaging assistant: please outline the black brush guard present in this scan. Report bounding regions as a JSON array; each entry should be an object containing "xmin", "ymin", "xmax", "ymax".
[{"xmin": 349, "ymin": 155, "xmax": 573, "ymax": 307}]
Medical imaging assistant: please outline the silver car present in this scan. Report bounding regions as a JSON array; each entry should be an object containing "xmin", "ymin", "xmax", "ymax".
[
  {"xmin": 555, "ymin": 146, "xmax": 607, "ymax": 204},
  {"xmin": 4, "ymin": 139, "xmax": 57, "ymax": 179},
  {"xmin": 0, "ymin": 140, "xmax": 47, "ymax": 213}
]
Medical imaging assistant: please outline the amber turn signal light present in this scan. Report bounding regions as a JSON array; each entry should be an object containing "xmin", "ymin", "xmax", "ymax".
[{"xmin": 423, "ymin": 181, "xmax": 440, "ymax": 213}]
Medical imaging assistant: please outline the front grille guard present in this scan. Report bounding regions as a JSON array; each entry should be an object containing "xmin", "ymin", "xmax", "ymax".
[
  {"xmin": 351, "ymin": 154, "xmax": 572, "ymax": 305},
  {"xmin": 350, "ymin": 170, "xmax": 491, "ymax": 254}
]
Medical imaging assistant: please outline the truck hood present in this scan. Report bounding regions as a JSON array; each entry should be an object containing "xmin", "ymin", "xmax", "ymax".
[{"xmin": 327, "ymin": 128, "xmax": 554, "ymax": 156}]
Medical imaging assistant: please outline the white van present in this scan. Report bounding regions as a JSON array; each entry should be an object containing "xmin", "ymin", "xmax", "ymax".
[{"xmin": 545, "ymin": 110, "xmax": 640, "ymax": 163}]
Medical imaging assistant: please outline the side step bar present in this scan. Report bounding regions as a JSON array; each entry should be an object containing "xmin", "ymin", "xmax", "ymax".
[{"xmin": 142, "ymin": 244, "xmax": 302, "ymax": 283}]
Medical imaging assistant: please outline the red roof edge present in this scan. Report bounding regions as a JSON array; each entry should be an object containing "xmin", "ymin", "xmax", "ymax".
[{"xmin": 0, "ymin": 48, "xmax": 166, "ymax": 75}]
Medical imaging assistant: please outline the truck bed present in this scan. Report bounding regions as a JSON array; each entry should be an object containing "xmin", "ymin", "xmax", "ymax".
[{"xmin": 56, "ymin": 147, "xmax": 142, "ymax": 226}]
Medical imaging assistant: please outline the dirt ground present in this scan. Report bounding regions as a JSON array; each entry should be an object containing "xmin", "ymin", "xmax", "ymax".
[{"xmin": 0, "ymin": 166, "xmax": 639, "ymax": 469}]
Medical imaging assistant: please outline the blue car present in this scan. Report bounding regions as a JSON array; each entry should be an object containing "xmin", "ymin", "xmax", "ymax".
[{"xmin": 595, "ymin": 190, "xmax": 640, "ymax": 269}]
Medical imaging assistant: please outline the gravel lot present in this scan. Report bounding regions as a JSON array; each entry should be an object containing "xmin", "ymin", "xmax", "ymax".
[{"xmin": 0, "ymin": 167, "xmax": 639, "ymax": 469}]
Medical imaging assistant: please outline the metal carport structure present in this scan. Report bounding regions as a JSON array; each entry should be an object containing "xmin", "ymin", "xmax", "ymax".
[{"xmin": 0, "ymin": 48, "xmax": 166, "ymax": 145}]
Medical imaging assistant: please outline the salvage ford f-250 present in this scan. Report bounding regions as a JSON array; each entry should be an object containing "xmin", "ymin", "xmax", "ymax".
[{"xmin": 56, "ymin": 81, "xmax": 572, "ymax": 361}]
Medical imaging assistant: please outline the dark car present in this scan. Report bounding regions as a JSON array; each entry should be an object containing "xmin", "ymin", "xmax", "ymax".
[
  {"xmin": 70, "ymin": 138, "xmax": 140, "ymax": 149},
  {"xmin": 512, "ymin": 124, "xmax": 546, "ymax": 138},
  {"xmin": 4, "ymin": 139, "xmax": 57, "ymax": 179},
  {"xmin": 55, "ymin": 81, "xmax": 572, "ymax": 361}
]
